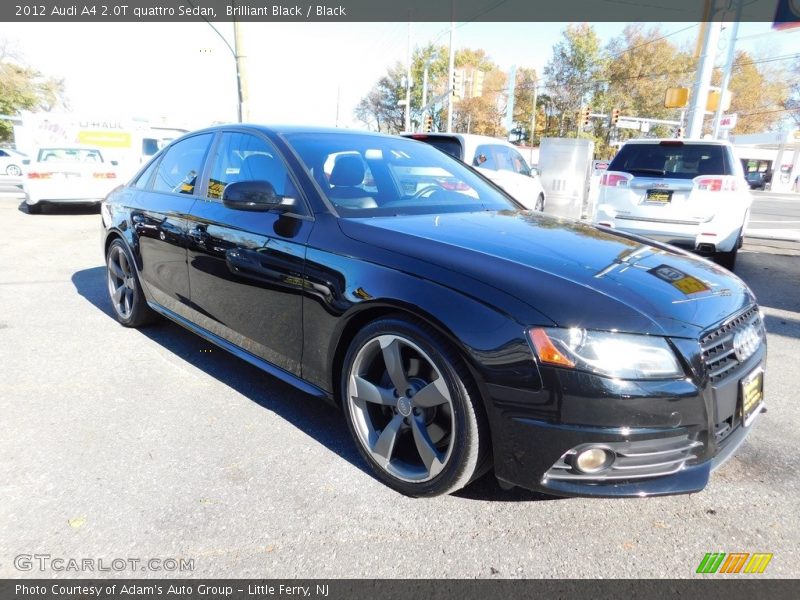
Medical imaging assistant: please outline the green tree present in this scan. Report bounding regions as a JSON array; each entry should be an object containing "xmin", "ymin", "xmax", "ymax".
[
  {"xmin": 722, "ymin": 50, "xmax": 789, "ymax": 134},
  {"xmin": 787, "ymin": 58, "xmax": 800, "ymax": 128},
  {"xmin": 603, "ymin": 24, "xmax": 693, "ymax": 142},
  {"xmin": 0, "ymin": 40, "xmax": 66, "ymax": 142},
  {"xmin": 543, "ymin": 23, "xmax": 605, "ymax": 138},
  {"xmin": 354, "ymin": 45, "xmax": 508, "ymax": 135},
  {"xmin": 452, "ymin": 48, "xmax": 506, "ymax": 136}
]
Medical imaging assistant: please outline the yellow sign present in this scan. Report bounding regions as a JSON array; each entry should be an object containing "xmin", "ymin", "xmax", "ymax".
[
  {"xmin": 706, "ymin": 90, "xmax": 732, "ymax": 112},
  {"xmin": 664, "ymin": 87, "xmax": 689, "ymax": 109},
  {"xmin": 77, "ymin": 130, "xmax": 132, "ymax": 148}
]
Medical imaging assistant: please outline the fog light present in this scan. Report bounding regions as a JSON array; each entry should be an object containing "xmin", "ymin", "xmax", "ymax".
[{"xmin": 574, "ymin": 447, "xmax": 614, "ymax": 474}]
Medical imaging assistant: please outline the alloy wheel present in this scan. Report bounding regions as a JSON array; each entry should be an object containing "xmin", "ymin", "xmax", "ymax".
[
  {"xmin": 346, "ymin": 334, "xmax": 456, "ymax": 483},
  {"xmin": 107, "ymin": 245, "xmax": 137, "ymax": 320}
]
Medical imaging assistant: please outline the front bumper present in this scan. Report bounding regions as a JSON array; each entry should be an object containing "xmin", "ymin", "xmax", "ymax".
[{"xmin": 485, "ymin": 316, "xmax": 766, "ymax": 497}]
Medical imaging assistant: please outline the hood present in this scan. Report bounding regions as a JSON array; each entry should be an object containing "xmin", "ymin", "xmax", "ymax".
[{"xmin": 338, "ymin": 210, "xmax": 756, "ymax": 338}]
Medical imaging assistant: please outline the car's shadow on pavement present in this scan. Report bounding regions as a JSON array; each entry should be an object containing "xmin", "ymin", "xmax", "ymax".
[
  {"xmin": 17, "ymin": 200, "xmax": 101, "ymax": 215},
  {"xmin": 72, "ymin": 266, "xmax": 555, "ymax": 503}
]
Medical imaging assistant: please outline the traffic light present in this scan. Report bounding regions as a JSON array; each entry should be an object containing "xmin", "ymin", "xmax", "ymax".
[
  {"xmin": 452, "ymin": 69, "xmax": 464, "ymax": 101},
  {"xmin": 675, "ymin": 126, "xmax": 685, "ymax": 139},
  {"xmin": 471, "ymin": 69, "xmax": 485, "ymax": 98},
  {"xmin": 581, "ymin": 106, "xmax": 591, "ymax": 127},
  {"xmin": 610, "ymin": 108, "xmax": 620, "ymax": 127},
  {"xmin": 423, "ymin": 114, "xmax": 433, "ymax": 133}
]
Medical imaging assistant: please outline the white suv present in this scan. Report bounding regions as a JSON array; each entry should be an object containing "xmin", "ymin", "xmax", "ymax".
[
  {"xmin": 403, "ymin": 133, "xmax": 546, "ymax": 211},
  {"xmin": 593, "ymin": 139, "xmax": 751, "ymax": 270}
]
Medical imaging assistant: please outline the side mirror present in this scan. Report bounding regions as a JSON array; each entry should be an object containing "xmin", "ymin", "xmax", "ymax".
[
  {"xmin": 223, "ymin": 180, "xmax": 293, "ymax": 212},
  {"xmin": 111, "ymin": 160, "xmax": 119, "ymax": 166},
  {"xmin": 22, "ymin": 159, "xmax": 30, "ymax": 165}
]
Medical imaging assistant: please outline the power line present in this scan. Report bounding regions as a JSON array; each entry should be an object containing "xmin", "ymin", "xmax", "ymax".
[{"xmin": 606, "ymin": 24, "xmax": 699, "ymax": 62}]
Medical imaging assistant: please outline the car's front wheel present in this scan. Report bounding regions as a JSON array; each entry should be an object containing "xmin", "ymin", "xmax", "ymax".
[
  {"xmin": 106, "ymin": 239, "xmax": 157, "ymax": 327},
  {"xmin": 6, "ymin": 164, "xmax": 21, "ymax": 177},
  {"xmin": 341, "ymin": 317, "xmax": 490, "ymax": 497},
  {"xmin": 535, "ymin": 193, "xmax": 545, "ymax": 212}
]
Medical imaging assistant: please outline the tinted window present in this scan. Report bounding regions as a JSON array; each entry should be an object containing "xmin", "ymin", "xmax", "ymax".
[
  {"xmin": 131, "ymin": 156, "xmax": 160, "ymax": 190},
  {"xmin": 152, "ymin": 134, "xmax": 212, "ymax": 195},
  {"xmin": 285, "ymin": 132, "xmax": 515, "ymax": 217},
  {"xmin": 205, "ymin": 132, "xmax": 300, "ymax": 209},
  {"xmin": 508, "ymin": 147, "xmax": 531, "ymax": 176},
  {"xmin": 0, "ymin": 150, "xmax": 8, "ymax": 157},
  {"xmin": 411, "ymin": 136, "xmax": 463, "ymax": 160},
  {"xmin": 142, "ymin": 138, "xmax": 159, "ymax": 156},
  {"xmin": 473, "ymin": 145, "xmax": 497, "ymax": 169},
  {"xmin": 609, "ymin": 143, "xmax": 731, "ymax": 179}
]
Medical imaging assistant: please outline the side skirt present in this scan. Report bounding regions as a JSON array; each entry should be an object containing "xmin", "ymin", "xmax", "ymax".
[{"xmin": 147, "ymin": 301, "xmax": 333, "ymax": 402}]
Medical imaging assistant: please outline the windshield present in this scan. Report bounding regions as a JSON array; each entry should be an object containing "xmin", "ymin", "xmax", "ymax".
[
  {"xmin": 37, "ymin": 148, "xmax": 105, "ymax": 163},
  {"xmin": 609, "ymin": 143, "xmax": 731, "ymax": 179},
  {"xmin": 284, "ymin": 132, "xmax": 516, "ymax": 217}
]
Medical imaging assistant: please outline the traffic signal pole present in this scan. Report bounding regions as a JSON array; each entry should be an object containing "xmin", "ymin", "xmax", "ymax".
[
  {"xmin": 687, "ymin": 3, "xmax": 722, "ymax": 138},
  {"xmin": 446, "ymin": 17, "xmax": 456, "ymax": 133},
  {"xmin": 713, "ymin": 0, "xmax": 742, "ymax": 139}
]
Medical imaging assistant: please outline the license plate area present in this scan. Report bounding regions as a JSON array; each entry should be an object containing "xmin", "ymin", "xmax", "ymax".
[
  {"xmin": 645, "ymin": 189, "xmax": 672, "ymax": 203},
  {"xmin": 740, "ymin": 368, "xmax": 764, "ymax": 427}
]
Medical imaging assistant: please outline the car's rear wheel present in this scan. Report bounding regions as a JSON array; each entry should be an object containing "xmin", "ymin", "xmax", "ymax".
[
  {"xmin": 535, "ymin": 193, "xmax": 545, "ymax": 212},
  {"xmin": 6, "ymin": 164, "xmax": 21, "ymax": 177},
  {"xmin": 106, "ymin": 239, "xmax": 157, "ymax": 327},
  {"xmin": 341, "ymin": 317, "xmax": 489, "ymax": 497}
]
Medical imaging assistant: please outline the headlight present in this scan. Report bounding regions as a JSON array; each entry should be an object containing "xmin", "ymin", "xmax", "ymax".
[{"xmin": 528, "ymin": 327, "xmax": 683, "ymax": 380}]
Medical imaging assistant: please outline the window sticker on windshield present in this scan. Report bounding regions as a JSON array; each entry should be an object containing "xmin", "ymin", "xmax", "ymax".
[{"xmin": 648, "ymin": 264, "xmax": 710, "ymax": 295}]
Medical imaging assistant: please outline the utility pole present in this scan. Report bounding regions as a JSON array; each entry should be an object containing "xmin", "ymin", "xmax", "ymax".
[
  {"xmin": 422, "ymin": 63, "xmax": 429, "ymax": 116},
  {"xmin": 687, "ymin": 1, "xmax": 721, "ymax": 138},
  {"xmin": 713, "ymin": 0, "xmax": 743, "ymax": 139},
  {"xmin": 233, "ymin": 19, "xmax": 248, "ymax": 122},
  {"xmin": 404, "ymin": 19, "xmax": 412, "ymax": 133},
  {"xmin": 335, "ymin": 86, "xmax": 340, "ymax": 128},
  {"xmin": 446, "ymin": 9, "xmax": 456, "ymax": 133}
]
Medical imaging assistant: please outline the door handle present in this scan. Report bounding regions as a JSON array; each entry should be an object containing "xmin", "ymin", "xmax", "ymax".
[{"xmin": 188, "ymin": 225, "xmax": 208, "ymax": 240}]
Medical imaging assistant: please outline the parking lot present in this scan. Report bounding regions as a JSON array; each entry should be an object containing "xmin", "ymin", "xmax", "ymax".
[{"xmin": 0, "ymin": 194, "xmax": 798, "ymax": 579}]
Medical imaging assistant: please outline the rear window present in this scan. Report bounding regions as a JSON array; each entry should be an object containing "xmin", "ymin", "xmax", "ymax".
[
  {"xmin": 37, "ymin": 148, "xmax": 105, "ymax": 163},
  {"xmin": 407, "ymin": 136, "xmax": 463, "ymax": 160},
  {"xmin": 609, "ymin": 143, "xmax": 731, "ymax": 179}
]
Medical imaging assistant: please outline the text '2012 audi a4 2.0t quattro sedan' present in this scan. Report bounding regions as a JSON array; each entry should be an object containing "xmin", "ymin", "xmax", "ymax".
[{"xmin": 101, "ymin": 125, "xmax": 767, "ymax": 498}]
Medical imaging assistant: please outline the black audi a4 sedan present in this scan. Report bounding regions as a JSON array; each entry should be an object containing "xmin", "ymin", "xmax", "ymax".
[{"xmin": 101, "ymin": 125, "xmax": 766, "ymax": 498}]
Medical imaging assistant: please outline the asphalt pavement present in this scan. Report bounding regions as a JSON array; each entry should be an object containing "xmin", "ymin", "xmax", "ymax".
[
  {"xmin": 0, "ymin": 197, "xmax": 798, "ymax": 579},
  {"xmin": 746, "ymin": 191, "xmax": 800, "ymax": 242}
]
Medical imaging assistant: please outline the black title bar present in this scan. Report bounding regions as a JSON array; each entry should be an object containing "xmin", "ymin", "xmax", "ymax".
[{"xmin": 2, "ymin": 0, "xmax": 795, "ymax": 22}]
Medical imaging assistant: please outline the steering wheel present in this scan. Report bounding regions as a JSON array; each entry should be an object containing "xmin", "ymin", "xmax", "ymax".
[{"xmin": 411, "ymin": 185, "xmax": 442, "ymax": 199}]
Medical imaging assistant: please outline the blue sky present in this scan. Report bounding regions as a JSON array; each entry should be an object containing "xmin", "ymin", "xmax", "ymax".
[{"xmin": 0, "ymin": 20, "xmax": 796, "ymax": 129}]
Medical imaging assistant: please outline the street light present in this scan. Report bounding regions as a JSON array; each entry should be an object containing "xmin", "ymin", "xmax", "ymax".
[{"xmin": 192, "ymin": 1, "xmax": 248, "ymax": 122}]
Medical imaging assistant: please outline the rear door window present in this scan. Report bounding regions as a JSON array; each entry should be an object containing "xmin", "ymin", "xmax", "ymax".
[{"xmin": 609, "ymin": 143, "xmax": 731, "ymax": 179}]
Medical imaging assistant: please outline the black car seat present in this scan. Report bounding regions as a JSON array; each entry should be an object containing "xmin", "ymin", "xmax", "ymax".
[{"xmin": 327, "ymin": 155, "xmax": 377, "ymax": 209}]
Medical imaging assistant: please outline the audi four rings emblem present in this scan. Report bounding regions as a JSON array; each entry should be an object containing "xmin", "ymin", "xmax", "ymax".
[{"xmin": 733, "ymin": 324, "xmax": 761, "ymax": 362}]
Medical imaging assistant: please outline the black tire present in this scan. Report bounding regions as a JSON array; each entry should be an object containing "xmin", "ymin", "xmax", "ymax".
[
  {"xmin": 341, "ymin": 316, "xmax": 490, "ymax": 497},
  {"xmin": 105, "ymin": 238, "xmax": 157, "ymax": 327},
  {"xmin": 26, "ymin": 202, "xmax": 41, "ymax": 214},
  {"xmin": 715, "ymin": 246, "xmax": 738, "ymax": 271},
  {"xmin": 535, "ymin": 193, "xmax": 545, "ymax": 212}
]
